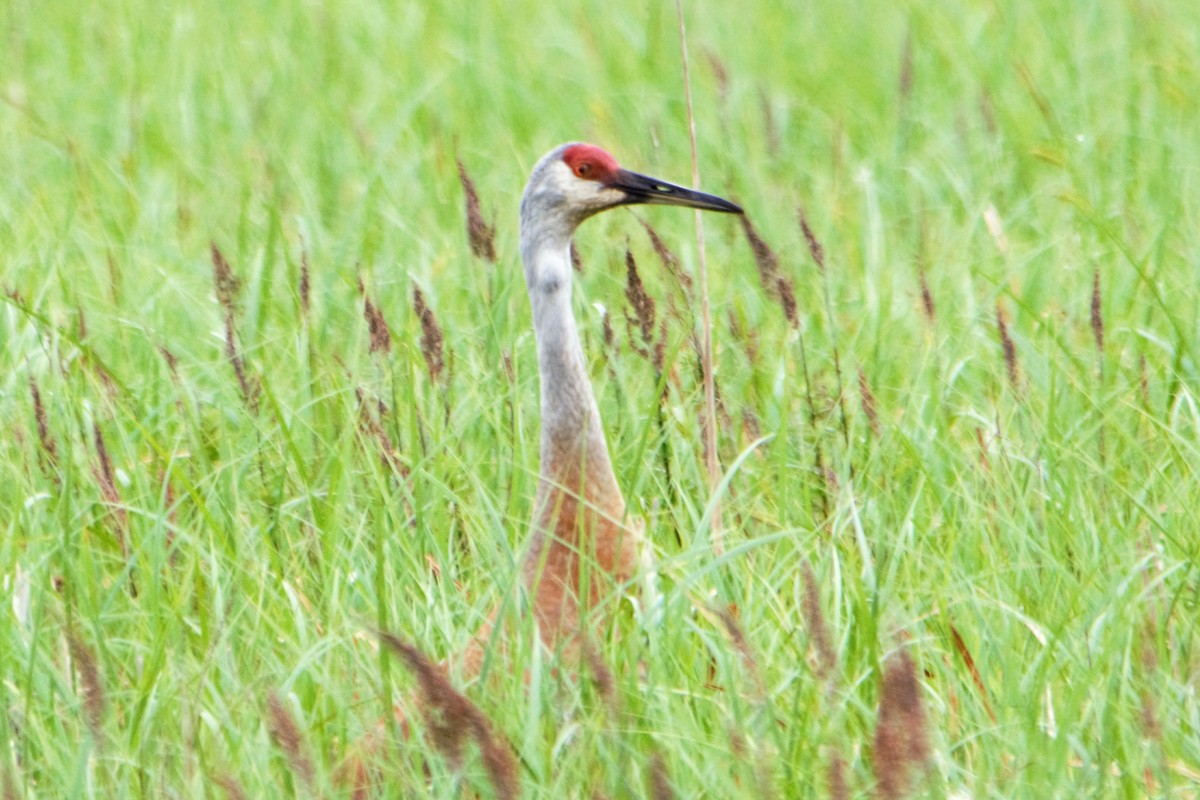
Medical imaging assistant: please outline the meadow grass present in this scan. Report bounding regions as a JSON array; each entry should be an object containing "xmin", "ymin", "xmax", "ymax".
[{"xmin": 2, "ymin": 0, "xmax": 1198, "ymax": 796}]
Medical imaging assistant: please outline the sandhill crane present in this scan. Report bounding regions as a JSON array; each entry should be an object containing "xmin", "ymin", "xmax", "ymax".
[{"xmin": 463, "ymin": 143, "xmax": 742, "ymax": 672}]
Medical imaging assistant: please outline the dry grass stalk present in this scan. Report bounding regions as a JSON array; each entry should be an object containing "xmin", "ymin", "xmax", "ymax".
[
  {"xmin": 995, "ymin": 304, "xmax": 1020, "ymax": 391},
  {"xmin": 975, "ymin": 427, "xmax": 991, "ymax": 474},
  {"xmin": 740, "ymin": 215, "xmax": 798, "ymax": 327},
  {"xmin": 949, "ymin": 624, "xmax": 996, "ymax": 723},
  {"xmin": 29, "ymin": 377, "xmax": 58, "ymax": 476},
  {"xmin": 1090, "ymin": 267, "xmax": 1104, "ymax": 353},
  {"xmin": 299, "ymin": 249, "xmax": 311, "ymax": 318},
  {"xmin": 412, "ymin": 286, "xmax": 446, "ymax": 383},
  {"xmin": 457, "ymin": 158, "xmax": 497, "ymax": 263},
  {"xmin": 858, "ymin": 367, "xmax": 881, "ymax": 437},
  {"xmin": 872, "ymin": 650, "xmax": 930, "ymax": 800},
  {"xmin": 675, "ymin": 0, "xmax": 724, "ymax": 555},
  {"xmin": 66, "ymin": 631, "xmax": 105, "ymax": 743},
  {"xmin": 899, "ymin": 33, "xmax": 914, "ymax": 101},
  {"xmin": 801, "ymin": 561, "xmax": 837, "ymax": 684},
  {"xmin": 640, "ymin": 219, "xmax": 693, "ymax": 297},
  {"xmin": 213, "ymin": 774, "xmax": 249, "ymax": 800},
  {"xmin": 378, "ymin": 632, "xmax": 518, "ymax": 800},
  {"xmin": 265, "ymin": 691, "xmax": 316, "ymax": 790},
  {"xmin": 625, "ymin": 248, "xmax": 657, "ymax": 351},
  {"xmin": 647, "ymin": 753, "xmax": 676, "ymax": 800},
  {"xmin": 828, "ymin": 752, "xmax": 848, "ymax": 800},
  {"xmin": 362, "ymin": 295, "xmax": 392, "ymax": 356}
]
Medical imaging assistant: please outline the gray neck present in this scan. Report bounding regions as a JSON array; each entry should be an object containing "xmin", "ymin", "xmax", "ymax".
[{"xmin": 519, "ymin": 209, "xmax": 609, "ymax": 469}]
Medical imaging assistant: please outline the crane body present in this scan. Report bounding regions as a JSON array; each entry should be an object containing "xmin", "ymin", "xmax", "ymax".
[{"xmin": 462, "ymin": 143, "xmax": 741, "ymax": 669}]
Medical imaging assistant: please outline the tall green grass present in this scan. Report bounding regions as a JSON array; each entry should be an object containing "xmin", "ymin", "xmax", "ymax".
[{"xmin": 2, "ymin": 0, "xmax": 1198, "ymax": 796}]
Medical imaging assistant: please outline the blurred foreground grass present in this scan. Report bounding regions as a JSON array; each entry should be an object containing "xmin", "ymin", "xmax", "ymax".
[{"xmin": 1, "ymin": 0, "xmax": 1198, "ymax": 796}]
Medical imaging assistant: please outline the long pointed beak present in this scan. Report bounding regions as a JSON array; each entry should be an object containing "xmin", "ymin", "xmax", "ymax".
[{"xmin": 611, "ymin": 169, "xmax": 743, "ymax": 214}]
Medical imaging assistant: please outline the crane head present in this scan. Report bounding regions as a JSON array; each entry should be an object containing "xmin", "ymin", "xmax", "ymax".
[{"xmin": 526, "ymin": 143, "xmax": 742, "ymax": 225}]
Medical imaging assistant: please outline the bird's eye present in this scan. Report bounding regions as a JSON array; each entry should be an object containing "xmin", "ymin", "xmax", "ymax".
[{"xmin": 575, "ymin": 162, "xmax": 592, "ymax": 178}]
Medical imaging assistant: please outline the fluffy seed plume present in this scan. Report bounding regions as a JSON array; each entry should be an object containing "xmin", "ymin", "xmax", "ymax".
[
  {"xmin": 158, "ymin": 345, "xmax": 180, "ymax": 380},
  {"xmin": 412, "ymin": 286, "xmax": 445, "ymax": 383},
  {"xmin": 917, "ymin": 269, "xmax": 936, "ymax": 322},
  {"xmin": 212, "ymin": 245, "xmax": 259, "ymax": 412},
  {"xmin": 624, "ymin": 248, "xmax": 658, "ymax": 349},
  {"xmin": 379, "ymin": 632, "xmax": 518, "ymax": 800},
  {"xmin": 740, "ymin": 215, "xmax": 798, "ymax": 327},
  {"xmin": 355, "ymin": 387, "xmax": 408, "ymax": 477},
  {"xmin": 362, "ymin": 295, "xmax": 392, "ymax": 356},
  {"xmin": 299, "ymin": 249, "xmax": 311, "ymax": 318},
  {"xmin": 858, "ymin": 367, "xmax": 881, "ymax": 437},
  {"xmin": 213, "ymin": 774, "xmax": 248, "ymax": 800},
  {"xmin": 29, "ymin": 377, "xmax": 58, "ymax": 476},
  {"xmin": 91, "ymin": 424, "xmax": 130, "ymax": 566},
  {"xmin": 728, "ymin": 310, "xmax": 759, "ymax": 365},
  {"xmin": 801, "ymin": 561, "xmax": 837, "ymax": 683},
  {"xmin": 640, "ymin": 219, "xmax": 692, "ymax": 297},
  {"xmin": 705, "ymin": 49, "xmax": 730, "ymax": 99},
  {"xmin": 457, "ymin": 158, "xmax": 497, "ymax": 262},
  {"xmin": 979, "ymin": 87, "xmax": 997, "ymax": 135},
  {"xmin": 210, "ymin": 243, "xmax": 240, "ymax": 313},
  {"xmin": 717, "ymin": 605, "xmax": 764, "ymax": 699},
  {"xmin": 1090, "ymin": 267, "xmax": 1104, "ymax": 353},
  {"xmin": 67, "ymin": 631, "xmax": 105, "ymax": 743},
  {"xmin": 872, "ymin": 650, "xmax": 930, "ymax": 800},
  {"xmin": 759, "ymin": 89, "xmax": 780, "ymax": 156},
  {"xmin": 223, "ymin": 314, "xmax": 260, "ymax": 413},
  {"xmin": 1138, "ymin": 353, "xmax": 1149, "ymax": 406},
  {"xmin": 797, "ymin": 205, "xmax": 827, "ymax": 274},
  {"xmin": 570, "ymin": 240, "xmax": 583, "ymax": 273},
  {"xmin": 741, "ymin": 406, "xmax": 761, "ymax": 442},
  {"xmin": 265, "ymin": 691, "xmax": 316, "ymax": 789},
  {"xmin": 995, "ymin": 304, "xmax": 1020, "ymax": 390}
]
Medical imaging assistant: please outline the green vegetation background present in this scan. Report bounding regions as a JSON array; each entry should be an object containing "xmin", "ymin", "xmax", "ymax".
[{"xmin": 1, "ymin": 0, "xmax": 1197, "ymax": 796}]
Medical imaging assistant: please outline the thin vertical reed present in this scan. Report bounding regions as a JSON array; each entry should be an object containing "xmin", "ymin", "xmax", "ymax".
[{"xmin": 674, "ymin": 0, "xmax": 724, "ymax": 554}]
